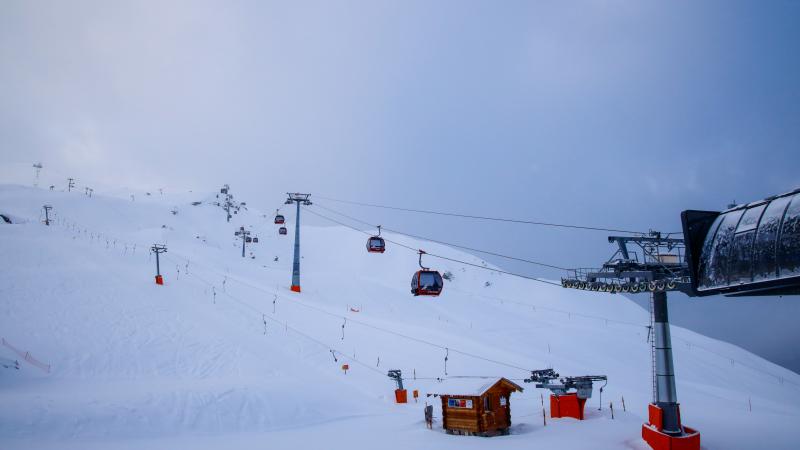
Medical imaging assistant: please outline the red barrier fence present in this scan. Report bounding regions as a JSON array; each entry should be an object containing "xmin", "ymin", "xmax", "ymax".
[{"xmin": 1, "ymin": 337, "xmax": 51, "ymax": 373}]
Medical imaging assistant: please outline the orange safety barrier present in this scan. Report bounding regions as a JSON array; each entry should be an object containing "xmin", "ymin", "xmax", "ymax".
[
  {"xmin": 155, "ymin": 275, "xmax": 163, "ymax": 285},
  {"xmin": 291, "ymin": 285, "xmax": 301, "ymax": 293},
  {"xmin": 1, "ymin": 338, "xmax": 50, "ymax": 373},
  {"xmin": 395, "ymin": 389, "xmax": 408, "ymax": 404},
  {"xmin": 550, "ymin": 393, "xmax": 586, "ymax": 420}
]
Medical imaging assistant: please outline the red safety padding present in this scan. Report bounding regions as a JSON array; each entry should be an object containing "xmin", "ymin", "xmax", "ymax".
[
  {"xmin": 395, "ymin": 389, "xmax": 408, "ymax": 404},
  {"xmin": 550, "ymin": 393, "xmax": 586, "ymax": 420}
]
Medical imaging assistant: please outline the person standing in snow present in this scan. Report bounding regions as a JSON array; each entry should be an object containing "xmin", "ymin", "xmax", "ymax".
[{"xmin": 424, "ymin": 405, "xmax": 433, "ymax": 429}]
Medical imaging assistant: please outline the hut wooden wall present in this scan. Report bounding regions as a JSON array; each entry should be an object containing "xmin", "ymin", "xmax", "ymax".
[{"xmin": 441, "ymin": 396, "xmax": 481, "ymax": 433}]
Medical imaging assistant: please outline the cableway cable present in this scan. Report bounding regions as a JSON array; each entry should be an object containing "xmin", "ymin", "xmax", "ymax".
[
  {"xmin": 303, "ymin": 206, "xmax": 563, "ymax": 287},
  {"xmin": 315, "ymin": 195, "xmax": 647, "ymax": 235},
  {"xmin": 313, "ymin": 203, "xmax": 572, "ymax": 271}
]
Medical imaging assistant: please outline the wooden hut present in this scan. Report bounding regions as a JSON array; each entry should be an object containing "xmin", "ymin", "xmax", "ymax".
[{"xmin": 427, "ymin": 377, "xmax": 523, "ymax": 436}]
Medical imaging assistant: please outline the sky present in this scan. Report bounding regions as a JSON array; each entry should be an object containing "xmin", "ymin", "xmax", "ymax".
[{"xmin": 2, "ymin": 1, "xmax": 800, "ymax": 370}]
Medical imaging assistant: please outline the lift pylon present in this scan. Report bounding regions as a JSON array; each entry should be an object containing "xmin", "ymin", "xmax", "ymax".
[
  {"xmin": 150, "ymin": 244, "xmax": 168, "ymax": 285},
  {"xmin": 285, "ymin": 193, "xmax": 311, "ymax": 292},
  {"xmin": 560, "ymin": 232, "xmax": 699, "ymax": 450}
]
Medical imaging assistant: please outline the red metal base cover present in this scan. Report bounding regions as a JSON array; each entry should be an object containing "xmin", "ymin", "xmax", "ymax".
[{"xmin": 642, "ymin": 403, "xmax": 700, "ymax": 450}]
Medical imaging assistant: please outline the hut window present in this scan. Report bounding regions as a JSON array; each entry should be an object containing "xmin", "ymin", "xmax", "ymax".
[
  {"xmin": 448, "ymin": 398, "xmax": 473, "ymax": 409},
  {"xmin": 500, "ymin": 396, "xmax": 507, "ymax": 406},
  {"xmin": 483, "ymin": 395, "xmax": 490, "ymax": 411}
]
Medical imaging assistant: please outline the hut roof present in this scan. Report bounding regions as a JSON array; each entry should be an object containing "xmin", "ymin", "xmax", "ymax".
[{"xmin": 426, "ymin": 377, "xmax": 524, "ymax": 397}]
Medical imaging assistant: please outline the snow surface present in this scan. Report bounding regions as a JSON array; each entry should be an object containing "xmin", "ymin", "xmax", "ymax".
[{"xmin": 1, "ymin": 183, "xmax": 799, "ymax": 449}]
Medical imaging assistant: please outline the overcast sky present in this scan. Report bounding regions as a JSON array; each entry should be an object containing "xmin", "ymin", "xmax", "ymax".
[{"xmin": 2, "ymin": 0, "xmax": 800, "ymax": 370}]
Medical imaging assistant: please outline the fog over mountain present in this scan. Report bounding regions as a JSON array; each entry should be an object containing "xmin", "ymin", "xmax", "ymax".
[{"xmin": 2, "ymin": 1, "xmax": 799, "ymax": 373}]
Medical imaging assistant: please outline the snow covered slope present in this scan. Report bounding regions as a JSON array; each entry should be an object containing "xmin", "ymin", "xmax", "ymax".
[{"xmin": 1, "ymin": 183, "xmax": 799, "ymax": 449}]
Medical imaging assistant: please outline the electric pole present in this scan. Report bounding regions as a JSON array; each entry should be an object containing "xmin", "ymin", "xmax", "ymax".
[
  {"xmin": 42, "ymin": 205, "xmax": 52, "ymax": 226},
  {"xmin": 285, "ymin": 193, "xmax": 311, "ymax": 292},
  {"xmin": 150, "ymin": 244, "xmax": 167, "ymax": 285},
  {"xmin": 67, "ymin": 178, "xmax": 75, "ymax": 192},
  {"xmin": 235, "ymin": 226, "xmax": 251, "ymax": 258}
]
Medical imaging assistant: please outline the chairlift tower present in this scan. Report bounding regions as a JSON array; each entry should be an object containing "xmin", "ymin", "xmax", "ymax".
[
  {"xmin": 33, "ymin": 163, "xmax": 42, "ymax": 187},
  {"xmin": 235, "ymin": 226, "xmax": 251, "ymax": 258},
  {"xmin": 42, "ymin": 205, "xmax": 52, "ymax": 226},
  {"xmin": 285, "ymin": 193, "xmax": 311, "ymax": 292},
  {"xmin": 560, "ymin": 231, "xmax": 699, "ymax": 450},
  {"xmin": 220, "ymin": 184, "xmax": 232, "ymax": 222},
  {"xmin": 150, "ymin": 244, "xmax": 168, "ymax": 285}
]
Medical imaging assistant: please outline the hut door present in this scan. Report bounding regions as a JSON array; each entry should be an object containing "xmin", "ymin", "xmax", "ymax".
[
  {"xmin": 499, "ymin": 395, "xmax": 509, "ymax": 424},
  {"xmin": 482, "ymin": 394, "xmax": 495, "ymax": 430}
]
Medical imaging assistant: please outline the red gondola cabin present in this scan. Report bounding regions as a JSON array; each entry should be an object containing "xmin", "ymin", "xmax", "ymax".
[
  {"xmin": 367, "ymin": 236, "xmax": 386, "ymax": 253},
  {"xmin": 411, "ymin": 270, "xmax": 443, "ymax": 296}
]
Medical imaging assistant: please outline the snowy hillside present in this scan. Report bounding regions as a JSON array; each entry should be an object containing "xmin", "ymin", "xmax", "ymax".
[{"xmin": 2, "ymin": 183, "xmax": 799, "ymax": 450}]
